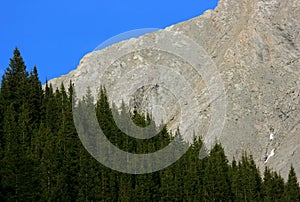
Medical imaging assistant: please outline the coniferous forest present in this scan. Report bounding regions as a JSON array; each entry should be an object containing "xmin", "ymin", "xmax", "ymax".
[{"xmin": 0, "ymin": 48, "xmax": 300, "ymax": 201}]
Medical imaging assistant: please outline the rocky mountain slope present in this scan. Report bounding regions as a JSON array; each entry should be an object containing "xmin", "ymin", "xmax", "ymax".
[{"xmin": 48, "ymin": 0, "xmax": 300, "ymax": 180}]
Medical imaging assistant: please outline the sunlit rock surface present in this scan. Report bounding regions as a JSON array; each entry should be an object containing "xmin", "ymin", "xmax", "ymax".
[{"xmin": 48, "ymin": 0, "xmax": 300, "ymax": 181}]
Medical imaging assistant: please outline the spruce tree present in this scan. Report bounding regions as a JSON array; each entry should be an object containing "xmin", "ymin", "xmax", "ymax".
[
  {"xmin": 231, "ymin": 154, "xmax": 261, "ymax": 201},
  {"xmin": 203, "ymin": 143, "xmax": 231, "ymax": 201},
  {"xmin": 262, "ymin": 166, "xmax": 285, "ymax": 201},
  {"xmin": 27, "ymin": 66, "xmax": 43, "ymax": 127},
  {"xmin": 285, "ymin": 165, "xmax": 300, "ymax": 202},
  {"xmin": 1, "ymin": 48, "xmax": 29, "ymax": 114}
]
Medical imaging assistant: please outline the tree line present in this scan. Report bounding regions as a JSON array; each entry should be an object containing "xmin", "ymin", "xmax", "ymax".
[{"xmin": 0, "ymin": 48, "xmax": 299, "ymax": 201}]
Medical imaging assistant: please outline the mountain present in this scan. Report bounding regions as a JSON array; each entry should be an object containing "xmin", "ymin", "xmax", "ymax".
[{"xmin": 48, "ymin": 0, "xmax": 300, "ymax": 180}]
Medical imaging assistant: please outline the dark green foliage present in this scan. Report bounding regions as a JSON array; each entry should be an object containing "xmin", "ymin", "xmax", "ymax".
[
  {"xmin": 231, "ymin": 154, "xmax": 262, "ymax": 201},
  {"xmin": 203, "ymin": 143, "xmax": 231, "ymax": 201},
  {"xmin": 284, "ymin": 166, "xmax": 300, "ymax": 202},
  {"xmin": 0, "ymin": 49, "xmax": 299, "ymax": 201},
  {"xmin": 262, "ymin": 167, "xmax": 285, "ymax": 202}
]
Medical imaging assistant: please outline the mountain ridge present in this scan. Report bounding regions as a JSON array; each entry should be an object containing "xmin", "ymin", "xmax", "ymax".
[{"xmin": 48, "ymin": 0, "xmax": 300, "ymax": 180}]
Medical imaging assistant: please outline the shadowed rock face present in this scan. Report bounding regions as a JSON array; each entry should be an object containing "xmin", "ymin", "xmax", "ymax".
[{"xmin": 48, "ymin": 0, "xmax": 300, "ymax": 180}]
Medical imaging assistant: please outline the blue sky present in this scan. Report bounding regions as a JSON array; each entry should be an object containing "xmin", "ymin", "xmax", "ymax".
[{"xmin": 0, "ymin": 0, "xmax": 218, "ymax": 84}]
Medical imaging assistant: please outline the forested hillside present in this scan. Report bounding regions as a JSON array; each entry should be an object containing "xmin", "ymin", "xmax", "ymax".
[{"xmin": 0, "ymin": 49, "xmax": 299, "ymax": 201}]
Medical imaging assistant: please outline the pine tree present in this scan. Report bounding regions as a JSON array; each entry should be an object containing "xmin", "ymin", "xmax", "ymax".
[
  {"xmin": 1, "ymin": 105, "xmax": 18, "ymax": 201},
  {"xmin": 262, "ymin": 167, "xmax": 273, "ymax": 202},
  {"xmin": 231, "ymin": 154, "xmax": 261, "ymax": 201},
  {"xmin": 27, "ymin": 66, "xmax": 43, "ymax": 127},
  {"xmin": 203, "ymin": 143, "xmax": 231, "ymax": 201},
  {"xmin": 0, "ymin": 48, "xmax": 29, "ymax": 151},
  {"xmin": 262, "ymin": 167, "xmax": 285, "ymax": 201},
  {"xmin": 285, "ymin": 165, "xmax": 300, "ymax": 202},
  {"xmin": 1, "ymin": 48, "xmax": 29, "ymax": 114}
]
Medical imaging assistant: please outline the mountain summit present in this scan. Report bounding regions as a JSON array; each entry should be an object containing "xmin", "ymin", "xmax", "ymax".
[{"xmin": 48, "ymin": 0, "xmax": 300, "ymax": 180}]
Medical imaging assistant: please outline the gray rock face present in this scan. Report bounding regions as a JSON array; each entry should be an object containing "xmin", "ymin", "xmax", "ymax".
[{"xmin": 48, "ymin": 0, "xmax": 300, "ymax": 180}]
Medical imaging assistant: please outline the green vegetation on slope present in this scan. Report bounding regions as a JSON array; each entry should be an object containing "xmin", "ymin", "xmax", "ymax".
[{"xmin": 0, "ymin": 48, "xmax": 299, "ymax": 201}]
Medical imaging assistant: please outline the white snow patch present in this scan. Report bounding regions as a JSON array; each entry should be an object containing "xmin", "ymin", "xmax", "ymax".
[
  {"xmin": 270, "ymin": 133, "xmax": 274, "ymax": 141},
  {"xmin": 264, "ymin": 149, "xmax": 275, "ymax": 163}
]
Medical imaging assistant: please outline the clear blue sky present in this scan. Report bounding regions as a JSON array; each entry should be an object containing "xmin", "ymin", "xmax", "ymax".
[{"xmin": 0, "ymin": 0, "xmax": 218, "ymax": 84}]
